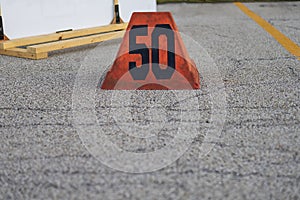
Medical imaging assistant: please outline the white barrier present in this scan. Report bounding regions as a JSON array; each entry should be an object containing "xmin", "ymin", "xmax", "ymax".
[{"xmin": 0, "ymin": 0, "xmax": 156, "ymax": 39}]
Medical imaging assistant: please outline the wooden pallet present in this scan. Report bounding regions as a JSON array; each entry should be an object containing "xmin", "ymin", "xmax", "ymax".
[{"xmin": 0, "ymin": 23, "xmax": 127, "ymax": 60}]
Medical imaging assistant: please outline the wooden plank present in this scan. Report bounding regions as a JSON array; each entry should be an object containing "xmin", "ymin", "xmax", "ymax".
[
  {"xmin": 0, "ymin": 48, "xmax": 48, "ymax": 59},
  {"xmin": 27, "ymin": 30, "xmax": 125, "ymax": 54},
  {"xmin": 0, "ymin": 23, "xmax": 128, "ymax": 50}
]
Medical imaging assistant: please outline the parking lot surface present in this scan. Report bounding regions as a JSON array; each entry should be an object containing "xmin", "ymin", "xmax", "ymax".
[{"xmin": 0, "ymin": 2, "xmax": 299, "ymax": 199}]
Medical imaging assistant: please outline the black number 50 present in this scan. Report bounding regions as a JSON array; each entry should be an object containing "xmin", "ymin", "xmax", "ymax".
[{"xmin": 129, "ymin": 24, "xmax": 175, "ymax": 80}]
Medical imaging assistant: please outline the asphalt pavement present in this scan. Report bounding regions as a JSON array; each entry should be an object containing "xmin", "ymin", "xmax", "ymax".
[{"xmin": 0, "ymin": 2, "xmax": 299, "ymax": 200}]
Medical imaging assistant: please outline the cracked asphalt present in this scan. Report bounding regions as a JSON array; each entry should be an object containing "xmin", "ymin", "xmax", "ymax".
[{"xmin": 0, "ymin": 2, "xmax": 299, "ymax": 200}]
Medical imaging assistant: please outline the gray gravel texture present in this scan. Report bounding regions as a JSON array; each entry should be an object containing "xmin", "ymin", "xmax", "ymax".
[{"xmin": 0, "ymin": 2, "xmax": 299, "ymax": 200}]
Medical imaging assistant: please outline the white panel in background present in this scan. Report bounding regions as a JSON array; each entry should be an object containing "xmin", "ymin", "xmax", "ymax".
[
  {"xmin": 119, "ymin": 0, "xmax": 157, "ymax": 22},
  {"xmin": 0, "ymin": 0, "xmax": 156, "ymax": 39}
]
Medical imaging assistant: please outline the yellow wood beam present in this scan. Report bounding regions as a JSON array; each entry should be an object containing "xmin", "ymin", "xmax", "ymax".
[
  {"xmin": 0, "ymin": 23, "xmax": 127, "ymax": 50},
  {"xmin": 27, "ymin": 30, "xmax": 125, "ymax": 54},
  {"xmin": 0, "ymin": 48, "xmax": 48, "ymax": 59}
]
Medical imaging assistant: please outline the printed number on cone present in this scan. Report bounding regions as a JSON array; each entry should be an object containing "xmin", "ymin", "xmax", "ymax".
[{"xmin": 101, "ymin": 12, "xmax": 200, "ymax": 90}]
